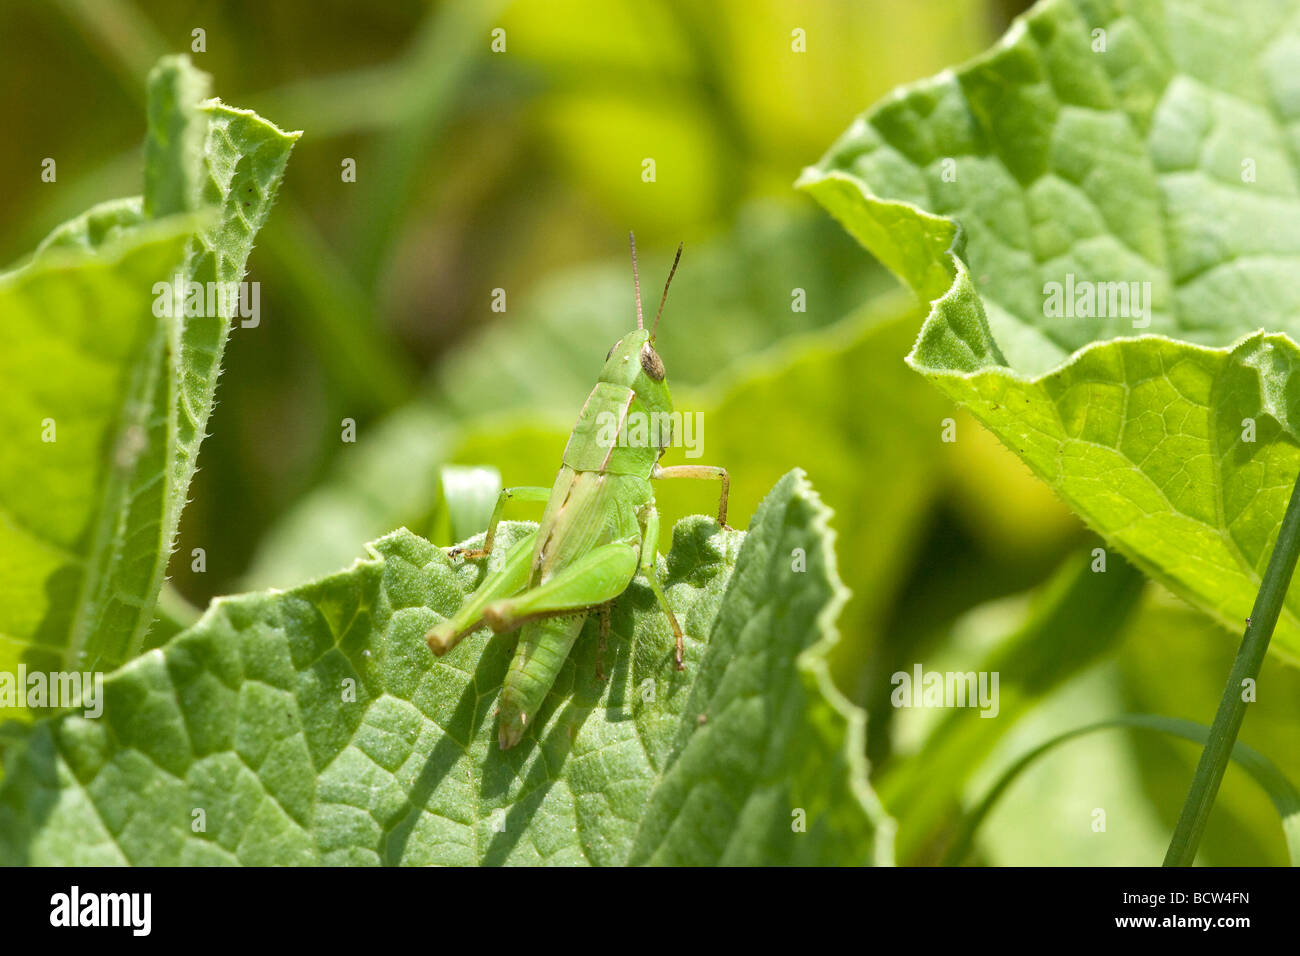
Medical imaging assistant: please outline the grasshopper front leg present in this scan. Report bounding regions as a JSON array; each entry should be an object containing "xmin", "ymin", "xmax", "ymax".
[{"xmin": 448, "ymin": 485, "xmax": 552, "ymax": 559}]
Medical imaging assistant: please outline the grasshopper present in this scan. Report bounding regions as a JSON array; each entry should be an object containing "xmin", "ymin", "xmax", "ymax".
[{"xmin": 426, "ymin": 234, "xmax": 731, "ymax": 749}]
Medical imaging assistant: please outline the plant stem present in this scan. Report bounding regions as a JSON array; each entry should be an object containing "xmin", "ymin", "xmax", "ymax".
[{"xmin": 1164, "ymin": 468, "xmax": 1300, "ymax": 866}]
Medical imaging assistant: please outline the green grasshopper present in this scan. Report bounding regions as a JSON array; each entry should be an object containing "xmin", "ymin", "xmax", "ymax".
[{"xmin": 426, "ymin": 234, "xmax": 731, "ymax": 749}]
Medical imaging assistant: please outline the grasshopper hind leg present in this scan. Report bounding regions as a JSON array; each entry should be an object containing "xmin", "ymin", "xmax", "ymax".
[{"xmin": 498, "ymin": 614, "xmax": 588, "ymax": 750}]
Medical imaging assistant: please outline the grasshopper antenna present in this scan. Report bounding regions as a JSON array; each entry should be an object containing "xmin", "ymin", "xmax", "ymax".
[
  {"xmin": 651, "ymin": 242, "xmax": 683, "ymax": 343},
  {"xmin": 630, "ymin": 231, "xmax": 644, "ymax": 330}
]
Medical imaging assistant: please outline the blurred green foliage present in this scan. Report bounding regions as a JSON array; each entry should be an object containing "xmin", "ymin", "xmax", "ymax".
[{"xmin": 0, "ymin": 0, "xmax": 1003, "ymax": 601}]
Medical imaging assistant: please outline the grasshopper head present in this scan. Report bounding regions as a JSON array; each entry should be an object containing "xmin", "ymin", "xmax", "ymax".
[
  {"xmin": 599, "ymin": 327, "xmax": 671, "ymax": 413},
  {"xmin": 601, "ymin": 231, "xmax": 680, "ymax": 416}
]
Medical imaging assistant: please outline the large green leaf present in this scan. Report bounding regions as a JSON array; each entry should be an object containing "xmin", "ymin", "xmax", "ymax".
[
  {"xmin": 0, "ymin": 471, "xmax": 890, "ymax": 865},
  {"xmin": 0, "ymin": 55, "xmax": 297, "ymax": 684},
  {"xmin": 800, "ymin": 0, "xmax": 1300, "ymax": 661}
]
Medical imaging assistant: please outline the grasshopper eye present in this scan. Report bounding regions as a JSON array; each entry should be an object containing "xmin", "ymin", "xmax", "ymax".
[{"xmin": 640, "ymin": 342, "xmax": 665, "ymax": 380}]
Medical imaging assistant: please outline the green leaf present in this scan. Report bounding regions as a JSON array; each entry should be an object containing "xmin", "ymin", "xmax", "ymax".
[
  {"xmin": 0, "ymin": 472, "xmax": 890, "ymax": 865},
  {"xmin": 958, "ymin": 666, "xmax": 1177, "ymax": 865},
  {"xmin": 432, "ymin": 465, "xmax": 502, "ymax": 546},
  {"xmin": 31, "ymin": 198, "xmax": 146, "ymax": 261},
  {"xmin": 0, "ymin": 55, "xmax": 297, "ymax": 684},
  {"xmin": 0, "ymin": 224, "xmax": 191, "ymax": 686},
  {"xmin": 799, "ymin": 0, "xmax": 1300, "ymax": 662},
  {"xmin": 142, "ymin": 57, "xmax": 300, "ymax": 654},
  {"xmin": 672, "ymin": 300, "xmax": 951, "ymax": 694}
]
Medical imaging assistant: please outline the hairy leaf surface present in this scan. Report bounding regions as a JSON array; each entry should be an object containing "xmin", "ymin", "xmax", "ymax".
[{"xmin": 0, "ymin": 56, "xmax": 297, "ymax": 687}]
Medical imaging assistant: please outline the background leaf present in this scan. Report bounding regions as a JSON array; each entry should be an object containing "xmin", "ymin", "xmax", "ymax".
[
  {"xmin": 800, "ymin": 0, "xmax": 1300, "ymax": 662},
  {"xmin": 946, "ymin": 713, "xmax": 1300, "ymax": 866},
  {"xmin": 879, "ymin": 549, "xmax": 1146, "ymax": 863},
  {"xmin": 1116, "ymin": 591, "xmax": 1300, "ymax": 865}
]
